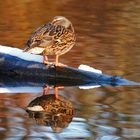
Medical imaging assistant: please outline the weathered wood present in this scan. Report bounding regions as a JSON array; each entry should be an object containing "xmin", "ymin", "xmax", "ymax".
[{"xmin": 0, "ymin": 46, "xmax": 139, "ymax": 87}]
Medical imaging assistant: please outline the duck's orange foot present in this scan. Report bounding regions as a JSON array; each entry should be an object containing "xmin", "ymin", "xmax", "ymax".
[
  {"xmin": 43, "ymin": 60, "xmax": 50, "ymax": 65},
  {"xmin": 55, "ymin": 62, "xmax": 67, "ymax": 67},
  {"xmin": 43, "ymin": 85, "xmax": 49, "ymax": 95},
  {"xmin": 54, "ymin": 86, "xmax": 64, "ymax": 99},
  {"xmin": 54, "ymin": 86, "xmax": 59, "ymax": 99}
]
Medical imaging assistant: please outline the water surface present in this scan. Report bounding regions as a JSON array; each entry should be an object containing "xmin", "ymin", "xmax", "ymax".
[{"xmin": 0, "ymin": 0, "xmax": 140, "ymax": 139}]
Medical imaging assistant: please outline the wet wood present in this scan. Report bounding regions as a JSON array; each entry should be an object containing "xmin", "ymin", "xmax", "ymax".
[{"xmin": 0, "ymin": 52, "xmax": 139, "ymax": 87}]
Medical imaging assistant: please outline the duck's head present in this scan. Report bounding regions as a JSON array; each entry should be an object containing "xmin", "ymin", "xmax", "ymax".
[{"xmin": 52, "ymin": 16, "xmax": 74, "ymax": 32}]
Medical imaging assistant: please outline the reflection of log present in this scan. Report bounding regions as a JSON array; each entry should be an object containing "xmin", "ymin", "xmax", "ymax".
[
  {"xmin": 0, "ymin": 45, "xmax": 139, "ymax": 87},
  {"xmin": 26, "ymin": 94, "xmax": 74, "ymax": 132}
]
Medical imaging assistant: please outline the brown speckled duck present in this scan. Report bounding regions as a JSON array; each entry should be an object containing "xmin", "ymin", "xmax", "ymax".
[
  {"xmin": 26, "ymin": 94, "xmax": 74, "ymax": 132},
  {"xmin": 24, "ymin": 16, "xmax": 76, "ymax": 66}
]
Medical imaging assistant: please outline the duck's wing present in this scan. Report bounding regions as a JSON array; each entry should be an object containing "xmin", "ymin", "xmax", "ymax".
[{"xmin": 23, "ymin": 23, "xmax": 54, "ymax": 52}]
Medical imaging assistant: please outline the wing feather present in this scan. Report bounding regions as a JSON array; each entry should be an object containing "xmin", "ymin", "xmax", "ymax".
[
  {"xmin": 24, "ymin": 23, "xmax": 74, "ymax": 55},
  {"xmin": 24, "ymin": 23, "xmax": 54, "ymax": 51}
]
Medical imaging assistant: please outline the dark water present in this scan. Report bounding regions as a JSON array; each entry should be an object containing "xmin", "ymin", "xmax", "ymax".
[{"xmin": 0, "ymin": 0, "xmax": 140, "ymax": 139}]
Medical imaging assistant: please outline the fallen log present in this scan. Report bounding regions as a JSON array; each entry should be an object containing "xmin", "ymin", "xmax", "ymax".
[{"xmin": 0, "ymin": 45, "xmax": 139, "ymax": 88}]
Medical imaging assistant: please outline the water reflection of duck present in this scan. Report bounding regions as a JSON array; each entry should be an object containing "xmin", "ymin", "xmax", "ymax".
[
  {"xmin": 26, "ymin": 94, "xmax": 74, "ymax": 132},
  {"xmin": 24, "ymin": 16, "xmax": 76, "ymax": 66}
]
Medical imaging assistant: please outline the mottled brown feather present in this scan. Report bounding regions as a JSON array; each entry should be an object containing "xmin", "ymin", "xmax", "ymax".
[{"xmin": 24, "ymin": 18, "xmax": 75, "ymax": 56}]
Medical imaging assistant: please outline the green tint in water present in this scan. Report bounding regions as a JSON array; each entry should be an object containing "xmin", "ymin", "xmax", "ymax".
[{"xmin": 0, "ymin": 0, "xmax": 140, "ymax": 139}]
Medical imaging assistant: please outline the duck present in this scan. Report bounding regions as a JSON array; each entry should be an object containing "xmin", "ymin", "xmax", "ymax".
[
  {"xmin": 26, "ymin": 94, "xmax": 74, "ymax": 132},
  {"xmin": 24, "ymin": 16, "xmax": 76, "ymax": 66}
]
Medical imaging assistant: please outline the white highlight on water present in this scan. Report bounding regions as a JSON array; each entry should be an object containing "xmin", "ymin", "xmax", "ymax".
[
  {"xmin": 0, "ymin": 87, "xmax": 43, "ymax": 93},
  {"xmin": 79, "ymin": 85, "xmax": 101, "ymax": 89}
]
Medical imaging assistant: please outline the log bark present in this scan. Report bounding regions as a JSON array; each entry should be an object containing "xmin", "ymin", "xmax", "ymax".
[{"xmin": 0, "ymin": 45, "xmax": 139, "ymax": 87}]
